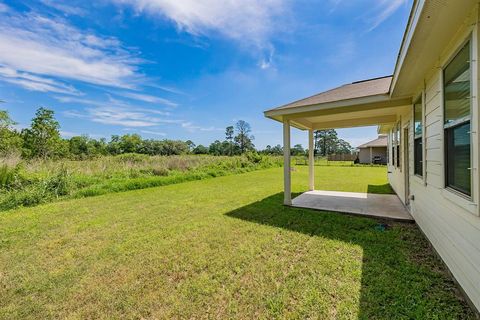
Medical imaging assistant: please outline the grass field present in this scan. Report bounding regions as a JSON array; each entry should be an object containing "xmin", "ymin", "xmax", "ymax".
[
  {"xmin": 0, "ymin": 154, "xmax": 282, "ymax": 211},
  {"xmin": 0, "ymin": 166, "xmax": 474, "ymax": 319}
]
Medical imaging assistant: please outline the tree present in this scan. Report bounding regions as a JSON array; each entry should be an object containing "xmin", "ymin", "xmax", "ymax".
[
  {"xmin": 234, "ymin": 120, "xmax": 254, "ymax": 154},
  {"xmin": 209, "ymin": 140, "xmax": 230, "ymax": 156},
  {"xmin": 107, "ymin": 135, "xmax": 122, "ymax": 155},
  {"xmin": 314, "ymin": 129, "xmax": 353, "ymax": 156},
  {"xmin": 185, "ymin": 140, "xmax": 196, "ymax": 153},
  {"xmin": 22, "ymin": 107, "xmax": 63, "ymax": 158},
  {"xmin": 0, "ymin": 110, "xmax": 22, "ymax": 155},
  {"xmin": 225, "ymin": 126, "xmax": 234, "ymax": 156},
  {"xmin": 291, "ymin": 144, "xmax": 305, "ymax": 156},
  {"xmin": 69, "ymin": 135, "xmax": 107, "ymax": 159},
  {"xmin": 119, "ymin": 134, "xmax": 143, "ymax": 153},
  {"xmin": 193, "ymin": 144, "xmax": 209, "ymax": 154}
]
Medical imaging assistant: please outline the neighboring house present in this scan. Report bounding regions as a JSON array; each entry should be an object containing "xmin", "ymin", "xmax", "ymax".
[
  {"xmin": 264, "ymin": 0, "xmax": 480, "ymax": 313},
  {"xmin": 357, "ymin": 135, "xmax": 387, "ymax": 164}
]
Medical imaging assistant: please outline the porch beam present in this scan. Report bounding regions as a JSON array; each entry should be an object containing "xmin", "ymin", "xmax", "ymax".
[
  {"xmin": 312, "ymin": 115, "xmax": 397, "ymax": 130},
  {"xmin": 308, "ymin": 129, "xmax": 315, "ymax": 191},
  {"xmin": 283, "ymin": 119, "xmax": 292, "ymax": 205}
]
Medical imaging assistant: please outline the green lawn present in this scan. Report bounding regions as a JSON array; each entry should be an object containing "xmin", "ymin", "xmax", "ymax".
[{"xmin": 0, "ymin": 166, "xmax": 474, "ymax": 319}]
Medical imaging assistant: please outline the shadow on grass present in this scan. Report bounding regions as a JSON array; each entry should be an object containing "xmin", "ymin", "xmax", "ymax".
[
  {"xmin": 367, "ymin": 183, "xmax": 394, "ymax": 194},
  {"xmin": 225, "ymin": 192, "xmax": 474, "ymax": 319}
]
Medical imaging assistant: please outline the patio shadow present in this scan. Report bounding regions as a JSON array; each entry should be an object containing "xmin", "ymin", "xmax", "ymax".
[{"xmin": 225, "ymin": 192, "xmax": 474, "ymax": 319}]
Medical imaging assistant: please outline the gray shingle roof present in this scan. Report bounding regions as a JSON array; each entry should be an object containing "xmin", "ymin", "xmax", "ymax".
[
  {"xmin": 270, "ymin": 76, "xmax": 392, "ymax": 111},
  {"xmin": 357, "ymin": 135, "xmax": 388, "ymax": 148}
]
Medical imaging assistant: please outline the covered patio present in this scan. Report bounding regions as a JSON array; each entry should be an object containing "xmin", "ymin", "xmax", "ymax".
[{"xmin": 264, "ymin": 76, "xmax": 413, "ymax": 221}]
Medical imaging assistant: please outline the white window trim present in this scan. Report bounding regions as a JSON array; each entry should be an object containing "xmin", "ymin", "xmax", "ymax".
[
  {"xmin": 413, "ymin": 92, "xmax": 425, "ymax": 181},
  {"xmin": 440, "ymin": 30, "xmax": 479, "ymax": 216}
]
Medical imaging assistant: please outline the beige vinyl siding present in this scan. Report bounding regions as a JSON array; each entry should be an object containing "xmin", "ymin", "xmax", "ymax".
[{"xmin": 389, "ymin": 13, "xmax": 480, "ymax": 311}]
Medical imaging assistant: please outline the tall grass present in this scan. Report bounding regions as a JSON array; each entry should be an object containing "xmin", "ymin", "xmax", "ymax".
[{"xmin": 0, "ymin": 153, "xmax": 282, "ymax": 211}]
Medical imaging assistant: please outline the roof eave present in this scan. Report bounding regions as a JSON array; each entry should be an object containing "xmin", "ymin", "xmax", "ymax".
[
  {"xmin": 264, "ymin": 93, "xmax": 392, "ymax": 118},
  {"xmin": 390, "ymin": 0, "xmax": 423, "ymax": 96}
]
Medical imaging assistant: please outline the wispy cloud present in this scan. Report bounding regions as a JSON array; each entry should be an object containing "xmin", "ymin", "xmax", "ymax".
[
  {"xmin": 114, "ymin": 91, "xmax": 178, "ymax": 107},
  {"xmin": 40, "ymin": 0, "xmax": 87, "ymax": 16},
  {"xmin": 112, "ymin": 0, "xmax": 286, "ymax": 45},
  {"xmin": 57, "ymin": 95, "xmax": 176, "ymax": 127},
  {"xmin": 0, "ymin": 65, "xmax": 80, "ymax": 95},
  {"xmin": 58, "ymin": 94, "xmax": 214, "ymax": 132},
  {"xmin": 181, "ymin": 121, "xmax": 222, "ymax": 133},
  {"xmin": 329, "ymin": 0, "xmax": 407, "ymax": 31},
  {"xmin": 140, "ymin": 129, "xmax": 166, "ymax": 136},
  {"xmin": 0, "ymin": 11, "xmax": 142, "ymax": 92},
  {"xmin": 111, "ymin": 0, "xmax": 288, "ymax": 69},
  {"xmin": 368, "ymin": 0, "xmax": 408, "ymax": 31}
]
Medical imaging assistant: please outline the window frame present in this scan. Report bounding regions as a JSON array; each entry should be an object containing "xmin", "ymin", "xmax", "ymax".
[
  {"xmin": 413, "ymin": 94, "xmax": 424, "ymax": 178},
  {"xmin": 395, "ymin": 121, "xmax": 401, "ymax": 169},
  {"xmin": 442, "ymin": 39, "xmax": 473, "ymax": 199}
]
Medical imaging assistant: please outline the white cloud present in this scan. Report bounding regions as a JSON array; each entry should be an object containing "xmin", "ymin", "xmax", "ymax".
[
  {"xmin": 140, "ymin": 129, "xmax": 166, "ymax": 136},
  {"xmin": 181, "ymin": 121, "xmax": 222, "ymax": 133},
  {"xmin": 57, "ymin": 95, "xmax": 178, "ymax": 127},
  {"xmin": 40, "ymin": 0, "xmax": 87, "ymax": 16},
  {"xmin": 113, "ymin": 0, "xmax": 285, "ymax": 45},
  {"xmin": 115, "ymin": 91, "xmax": 178, "ymax": 107},
  {"xmin": 111, "ymin": 0, "xmax": 288, "ymax": 68},
  {"xmin": 0, "ymin": 12, "xmax": 142, "ymax": 92},
  {"xmin": 0, "ymin": 65, "xmax": 80, "ymax": 95}
]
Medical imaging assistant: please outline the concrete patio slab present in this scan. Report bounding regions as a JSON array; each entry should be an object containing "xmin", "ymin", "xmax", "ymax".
[{"xmin": 291, "ymin": 190, "xmax": 414, "ymax": 222}]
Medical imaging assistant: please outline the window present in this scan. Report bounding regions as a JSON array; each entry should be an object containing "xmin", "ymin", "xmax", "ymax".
[
  {"xmin": 391, "ymin": 130, "xmax": 395, "ymax": 166},
  {"xmin": 414, "ymin": 97, "xmax": 423, "ymax": 176},
  {"xmin": 443, "ymin": 41, "xmax": 471, "ymax": 196},
  {"xmin": 396, "ymin": 122, "xmax": 401, "ymax": 168}
]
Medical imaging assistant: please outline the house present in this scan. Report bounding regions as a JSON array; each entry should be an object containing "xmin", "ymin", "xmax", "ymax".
[
  {"xmin": 357, "ymin": 135, "xmax": 387, "ymax": 164},
  {"xmin": 264, "ymin": 0, "xmax": 480, "ymax": 313}
]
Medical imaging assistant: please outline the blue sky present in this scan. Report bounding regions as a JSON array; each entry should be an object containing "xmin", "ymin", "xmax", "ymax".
[{"xmin": 0, "ymin": 0, "xmax": 412, "ymax": 149}]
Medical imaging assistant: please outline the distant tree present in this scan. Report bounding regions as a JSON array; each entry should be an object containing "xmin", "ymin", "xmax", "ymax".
[
  {"xmin": 22, "ymin": 107, "xmax": 64, "ymax": 158},
  {"xmin": 234, "ymin": 120, "xmax": 254, "ymax": 154},
  {"xmin": 314, "ymin": 129, "xmax": 353, "ymax": 156},
  {"xmin": 185, "ymin": 140, "xmax": 196, "ymax": 153},
  {"xmin": 119, "ymin": 134, "xmax": 143, "ymax": 153},
  {"xmin": 336, "ymin": 139, "xmax": 354, "ymax": 155},
  {"xmin": 0, "ymin": 110, "xmax": 22, "ymax": 155},
  {"xmin": 69, "ymin": 135, "xmax": 90, "ymax": 158},
  {"xmin": 260, "ymin": 144, "xmax": 283, "ymax": 155},
  {"xmin": 291, "ymin": 144, "xmax": 306, "ymax": 156},
  {"xmin": 68, "ymin": 135, "xmax": 107, "ymax": 159},
  {"xmin": 209, "ymin": 140, "xmax": 230, "ymax": 156},
  {"xmin": 193, "ymin": 144, "xmax": 209, "ymax": 154},
  {"xmin": 107, "ymin": 135, "xmax": 122, "ymax": 155},
  {"xmin": 225, "ymin": 125, "xmax": 234, "ymax": 156}
]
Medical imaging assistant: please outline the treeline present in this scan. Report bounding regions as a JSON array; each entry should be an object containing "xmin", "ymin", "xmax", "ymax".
[
  {"xmin": 1, "ymin": 107, "xmax": 354, "ymax": 159},
  {"xmin": 0, "ymin": 107, "xmax": 261, "ymax": 159}
]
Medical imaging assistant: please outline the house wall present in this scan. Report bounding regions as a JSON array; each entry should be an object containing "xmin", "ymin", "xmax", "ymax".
[
  {"xmin": 388, "ymin": 7, "xmax": 480, "ymax": 312},
  {"xmin": 359, "ymin": 147, "xmax": 387, "ymax": 164}
]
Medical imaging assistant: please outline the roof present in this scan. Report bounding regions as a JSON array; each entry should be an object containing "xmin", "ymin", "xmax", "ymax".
[
  {"xmin": 357, "ymin": 136, "xmax": 388, "ymax": 149},
  {"xmin": 268, "ymin": 76, "xmax": 392, "ymax": 112}
]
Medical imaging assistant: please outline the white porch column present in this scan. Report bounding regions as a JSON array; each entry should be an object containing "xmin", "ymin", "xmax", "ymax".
[
  {"xmin": 283, "ymin": 119, "xmax": 291, "ymax": 205},
  {"xmin": 308, "ymin": 129, "xmax": 314, "ymax": 191}
]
